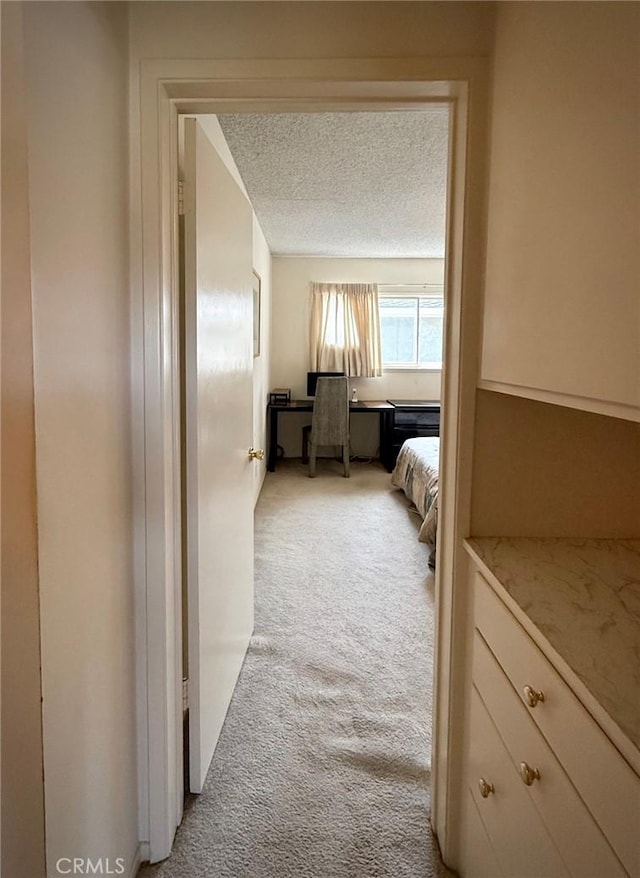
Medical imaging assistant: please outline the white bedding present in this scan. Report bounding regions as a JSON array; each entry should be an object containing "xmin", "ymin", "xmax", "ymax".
[{"xmin": 390, "ymin": 437, "xmax": 439, "ymax": 549}]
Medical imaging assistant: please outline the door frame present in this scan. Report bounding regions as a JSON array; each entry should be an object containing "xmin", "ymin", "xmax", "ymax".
[{"xmin": 131, "ymin": 57, "xmax": 489, "ymax": 866}]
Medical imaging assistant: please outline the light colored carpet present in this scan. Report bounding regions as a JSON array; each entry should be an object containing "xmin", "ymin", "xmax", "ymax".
[{"xmin": 140, "ymin": 459, "xmax": 455, "ymax": 878}]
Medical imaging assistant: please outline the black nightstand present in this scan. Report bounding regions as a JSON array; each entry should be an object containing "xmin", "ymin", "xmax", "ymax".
[{"xmin": 385, "ymin": 400, "xmax": 440, "ymax": 470}]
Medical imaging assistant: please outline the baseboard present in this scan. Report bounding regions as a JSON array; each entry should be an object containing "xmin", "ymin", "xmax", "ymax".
[
  {"xmin": 254, "ymin": 464, "xmax": 267, "ymax": 506},
  {"xmin": 129, "ymin": 842, "xmax": 148, "ymax": 878}
]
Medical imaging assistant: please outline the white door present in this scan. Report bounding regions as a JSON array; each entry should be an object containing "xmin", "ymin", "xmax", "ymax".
[{"xmin": 183, "ymin": 117, "xmax": 255, "ymax": 793}]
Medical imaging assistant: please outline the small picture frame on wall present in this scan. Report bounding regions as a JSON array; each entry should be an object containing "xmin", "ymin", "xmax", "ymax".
[{"xmin": 253, "ymin": 270, "xmax": 261, "ymax": 358}]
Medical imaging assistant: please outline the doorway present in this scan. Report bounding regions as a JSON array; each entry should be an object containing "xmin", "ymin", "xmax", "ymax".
[
  {"xmin": 133, "ymin": 59, "xmax": 488, "ymax": 865},
  {"xmin": 178, "ymin": 106, "xmax": 449, "ymax": 824}
]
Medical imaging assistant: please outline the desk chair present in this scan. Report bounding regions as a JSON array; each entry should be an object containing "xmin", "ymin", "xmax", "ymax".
[{"xmin": 307, "ymin": 376, "xmax": 350, "ymax": 478}]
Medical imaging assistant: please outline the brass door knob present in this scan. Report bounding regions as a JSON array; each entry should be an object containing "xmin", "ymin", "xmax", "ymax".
[
  {"xmin": 248, "ymin": 447, "xmax": 265, "ymax": 460},
  {"xmin": 478, "ymin": 778, "xmax": 495, "ymax": 799},
  {"xmin": 523, "ymin": 685, "xmax": 545, "ymax": 708},
  {"xmin": 519, "ymin": 762, "xmax": 541, "ymax": 786}
]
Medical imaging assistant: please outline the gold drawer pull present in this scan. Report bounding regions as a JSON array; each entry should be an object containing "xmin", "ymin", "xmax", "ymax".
[
  {"xmin": 478, "ymin": 778, "xmax": 495, "ymax": 798},
  {"xmin": 523, "ymin": 685, "xmax": 545, "ymax": 708},
  {"xmin": 519, "ymin": 762, "xmax": 541, "ymax": 786}
]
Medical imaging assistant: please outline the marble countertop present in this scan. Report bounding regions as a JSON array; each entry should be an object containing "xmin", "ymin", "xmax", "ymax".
[{"xmin": 465, "ymin": 537, "xmax": 640, "ymax": 761}]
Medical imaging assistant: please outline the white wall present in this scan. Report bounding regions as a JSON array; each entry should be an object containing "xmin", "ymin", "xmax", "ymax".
[
  {"xmin": 471, "ymin": 391, "xmax": 640, "ymax": 538},
  {"xmin": 481, "ymin": 2, "xmax": 640, "ymax": 410},
  {"xmin": 23, "ymin": 2, "xmax": 139, "ymax": 874},
  {"xmin": 129, "ymin": 1, "xmax": 494, "ymax": 62},
  {"xmin": 271, "ymin": 257, "xmax": 443, "ymax": 457},
  {"xmin": 1, "ymin": 4, "xmax": 46, "ymax": 875},
  {"xmin": 196, "ymin": 115, "xmax": 249, "ymax": 200}
]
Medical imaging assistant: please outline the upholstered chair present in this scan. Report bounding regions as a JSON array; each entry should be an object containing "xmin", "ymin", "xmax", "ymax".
[{"xmin": 308, "ymin": 376, "xmax": 350, "ymax": 478}]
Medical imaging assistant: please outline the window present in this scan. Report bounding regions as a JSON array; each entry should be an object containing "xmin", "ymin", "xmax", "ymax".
[{"xmin": 378, "ymin": 285, "xmax": 444, "ymax": 369}]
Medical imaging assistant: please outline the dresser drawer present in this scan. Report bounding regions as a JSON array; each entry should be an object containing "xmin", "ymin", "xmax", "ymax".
[
  {"xmin": 393, "ymin": 408, "xmax": 440, "ymax": 429},
  {"xmin": 475, "ymin": 571, "xmax": 640, "ymax": 876},
  {"xmin": 473, "ymin": 630, "xmax": 626, "ymax": 878},
  {"xmin": 467, "ymin": 686, "xmax": 570, "ymax": 878}
]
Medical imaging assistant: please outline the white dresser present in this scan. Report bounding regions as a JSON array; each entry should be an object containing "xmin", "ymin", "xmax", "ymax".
[{"xmin": 459, "ymin": 538, "xmax": 640, "ymax": 878}]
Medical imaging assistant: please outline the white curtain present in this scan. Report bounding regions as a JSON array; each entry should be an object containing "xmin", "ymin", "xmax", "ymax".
[{"xmin": 309, "ymin": 283, "xmax": 382, "ymax": 377}]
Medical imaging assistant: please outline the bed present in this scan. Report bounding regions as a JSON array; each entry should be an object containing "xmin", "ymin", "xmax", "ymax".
[{"xmin": 391, "ymin": 437, "xmax": 440, "ymax": 561}]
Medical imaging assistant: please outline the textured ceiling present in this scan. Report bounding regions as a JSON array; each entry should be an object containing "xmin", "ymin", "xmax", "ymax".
[{"xmin": 217, "ymin": 110, "xmax": 449, "ymax": 258}]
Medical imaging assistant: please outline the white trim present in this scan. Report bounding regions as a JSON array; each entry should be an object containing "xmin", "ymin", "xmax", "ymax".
[
  {"xmin": 127, "ymin": 843, "xmax": 146, "ymax": 878},
  {"xmin": 383, "ymin": 366, "xmax": 443, "ymax": 373},
  {"xmin": 134, "ymin": 67, "xmax": 183, "ymax": 863},
  {"xmin": 430, "ymin": 73, "xmax": 490, "ymax": 860},
  {"xmin": 477, "ymin": 379, "xmax": 640, "ymax": 423},
  {"xmin": 379, "ymin": 283, "xmax": 444, "ymax": 299},
  {"xmin": 272, "ymin": 254, "xmax": 443, "ymax": 261},
  {"xmin": 132, "ymin": 57, "xmax": 489, "ymax": 869}
]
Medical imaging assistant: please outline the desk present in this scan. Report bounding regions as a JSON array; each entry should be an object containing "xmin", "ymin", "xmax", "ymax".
[{"xmin": 267, "ymin": 400, "xmax": 395, "ymax": 472}]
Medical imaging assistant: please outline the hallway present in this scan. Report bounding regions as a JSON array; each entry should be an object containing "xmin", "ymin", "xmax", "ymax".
[{"xmin": 140, "ymin": 462, "xmax": 452, "ymax": 877}]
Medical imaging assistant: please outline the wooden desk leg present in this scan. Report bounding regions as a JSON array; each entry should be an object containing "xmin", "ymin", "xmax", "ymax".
[{"xmin": 267, "ymin": 407, "xmax": 278, "ymax": 472}]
